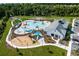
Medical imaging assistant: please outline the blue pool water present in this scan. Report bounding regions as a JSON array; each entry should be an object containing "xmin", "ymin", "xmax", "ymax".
[
  {"xmin": 34, "ymin": 31, "xmax": 42, "ymax": 36},
  {"xmin": 18, "ymin": 27, "xmax": 42, "ymax": 35},
  {"xmin": 26, "ymin": 20, "xmax": 47, "ymax": 29}
]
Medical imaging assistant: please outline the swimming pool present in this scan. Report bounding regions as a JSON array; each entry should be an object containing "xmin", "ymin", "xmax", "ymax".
[
  {"xmin": 14, "ymin": 20, "xmax": 50, "ymax": 35},
  {"xmin": 25, "ymin": 20, "xmax": 50, "ymax": 30}
]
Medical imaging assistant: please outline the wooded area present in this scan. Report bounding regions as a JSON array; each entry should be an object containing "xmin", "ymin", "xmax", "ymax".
[{"xmin": 0, "ymin": 3, "xmax": 79, "ymax": 19}]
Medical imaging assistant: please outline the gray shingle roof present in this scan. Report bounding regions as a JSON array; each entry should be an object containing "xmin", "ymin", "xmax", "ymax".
[
  {"xmin": 44, "ymin": 19, "xmax": 69, "ymax": 39},
  {"xmin": 73, "ymin": 20, "xmax": 79, "ymax": 33}
]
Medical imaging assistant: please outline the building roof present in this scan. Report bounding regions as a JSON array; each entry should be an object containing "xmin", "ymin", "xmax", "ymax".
[
  {"xmin": 44, "ymin": 19, "xmax": 69, "ymax": 38},
  {"xmin": 72, "ymin": 34, "xmax": 79, "ymax": 42},
  {"xmin": 44, "ymin": 20, "xmax": 59, "ymax": 33},
  {"xmin": 73, "ymin": 20, "xmax": 79, "ymax": 33}
]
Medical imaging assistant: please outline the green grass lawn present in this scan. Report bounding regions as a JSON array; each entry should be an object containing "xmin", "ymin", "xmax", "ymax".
[
  {"xmin": 0, "ymin": 17, "xmax": 67, "ymax": 56},
  {"xmin": 15, "ymin": 16, "xmax": 34, "ymax": 21},
  {"xmin": 14, "ymin": 16, "xmax": 77, "ymax": 22},
  {"xmin": 13, "ymin": 20, "xmax": 21, "ymax": 25},
  {"xmin": 13, "ymin": 16, "xmax": 34, "ymax": 25},
  {"xmin": 13, "ymin": 16, "xmax": 74, "ymax": 25},
  {"xmin": 19, "ymin": 45, "xmax": 67, "ymax": 56}
]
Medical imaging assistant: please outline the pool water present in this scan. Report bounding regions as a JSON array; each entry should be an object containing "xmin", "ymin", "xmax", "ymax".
[
  {"xmin": 26, "ymin": 20, "xmax": 49, "ymax": 30},
  {"xmin": 27, "ymin": 21, "xmax": 45, "ymax": 27},
  {"xmin": 34, "ymin": 31, "xmax": 42, "ymax": 36}
]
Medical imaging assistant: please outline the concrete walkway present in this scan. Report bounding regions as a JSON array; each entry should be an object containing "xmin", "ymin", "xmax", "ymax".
[
  {"xmin": 67, "ymin": 18, "xmax": 76, "ymax": 56},
  {"xmin": 11, "ymin": 20, "xmax": 14, "ymax": 26},
  {"xmin": 67, "ymin": 40, "xmax": 73, "ymax": 56}
]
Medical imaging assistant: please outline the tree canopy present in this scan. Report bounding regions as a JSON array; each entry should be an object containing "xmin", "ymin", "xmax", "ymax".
[{"xmin": 0, "ymin": 3, "xmax": 79, "ymax": 19}]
